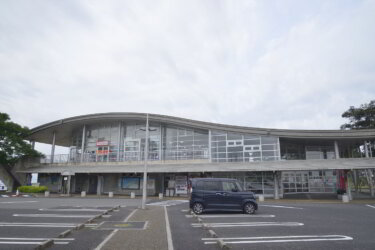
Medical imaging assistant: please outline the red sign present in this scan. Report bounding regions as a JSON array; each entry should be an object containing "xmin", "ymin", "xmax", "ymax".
[
  {"xmin": 96, "ymin": 150, "xmax": 109, "ymax": 155},
  {"xmin": 96, "ymin": 140, "xmax": 109, "ymax": 146}
]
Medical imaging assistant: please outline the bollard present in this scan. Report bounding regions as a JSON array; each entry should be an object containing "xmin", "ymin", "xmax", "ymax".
[
  {"xmin": 342, "ymin": 194, "xmax": 349, "ymax": 203},
  {"xmin": 130, "ymin": 192, "xmax": 135, "ymax": 199},
  {"xmin": 108, "ymin": 192, "xmax": 113, "ymax": 198},
  {"xmin": 258, "ymin": 195, "xmax": 264, "ymax": 202},
  {"xmin": 81, "ymin": 191, "xmax": 86, "ymax": 197},
  {"xmin": 159, "ymin": 193, "xmax": 163, "ymax": 199},
  {"xmin": 44, "ymin": 191, "xmax": 50, "ymax": 197}
]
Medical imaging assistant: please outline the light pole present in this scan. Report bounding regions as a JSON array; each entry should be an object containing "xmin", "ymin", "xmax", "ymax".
[{"xmin": 141, "ymin": 113, "xmax": 150, "ymax": 209}]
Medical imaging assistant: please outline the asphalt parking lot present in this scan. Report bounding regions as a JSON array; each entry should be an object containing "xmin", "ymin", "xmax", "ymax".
[
  {"xmin": 1, "ymin": 197, "xmax": 375, "ymax": 249},
  {"xmin": 0, "ymin": 197, "xmax": 139, "ymax": 250},
  {"xmin": 167, "ymin": 201, "xmax": 375, "ymax": 250}
]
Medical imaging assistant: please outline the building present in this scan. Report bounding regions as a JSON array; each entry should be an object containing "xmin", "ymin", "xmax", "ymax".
[{"xmin": 19, "ymin": 112, "xmax": 375, "ymax": 198}]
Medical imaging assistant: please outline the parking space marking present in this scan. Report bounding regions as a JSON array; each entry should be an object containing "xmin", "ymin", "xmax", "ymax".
[
  {"xmin": 164, "ymin": 206, "xmax": 174, "ymax": 250},
  {"xmin": 366, "ymin": 204, "xmax": 375, "ymax": 209},
  {"xmin": 192, "ymin": 222, "xmax": 304, "ymax": 228},
  {"xmin": 188, "ymin": 214, "xmax": 275, "ymax": 218},
  {"xmin": 147, "ymin": 200, "xmax": 189, "ymax": 206},
  {"xmin": 94, "ymin": 208, "xmax": 138, "ymax": 250},
  {"xmin": 0, "ymin": 237, "xmax": 74, "ymax": 245},
  {"xmin": 0, "ymin": 222, "xmax": 98, "ymax": 228},
  {"xmin": 202, "ymin": 235, "xmax": 353, "ymax": 245},
  {"xmin": 39, "ymin": 208, "xmax": 108, "ymax": 212},
  {"xmin": 13, "ymin": 213, "xmax": 98, "ymax": 218},
  {"xmin": 259, "ymin": 205, "xmax": 303, "ymax": 209},
  {"xmin": 0, "ymin": 201, "xmax": 39, "ymax": 204}
]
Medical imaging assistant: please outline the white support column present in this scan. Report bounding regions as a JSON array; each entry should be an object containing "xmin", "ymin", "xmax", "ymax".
[
  {"xmin": 364, "ymin": 141, "xmax": 374, "ymax": 196},
  {"xmin": 334, "ymin": 141, "xmax": 340, "ymax": 159},
  {"xmin": 274, "ymin": 172, "xmax": 279, "ymax": 199},
  {"xmin": 364, "ymin": 141, "xmax": 369, "ymax": 158},
  {"xmin": 80, "ymin": 125, "xmax": 86, "ymax": 163},
  {"xmin": 117, "ymin": 122, "xmax": 122, "ymax": 162},
  {"xmin": 31, "ymin": 141, "xmax": 35, "ymax": 149},
  {"xmin": 347, "ymin": 171, "xmax": 352, "ymax": 200},
  {"xmin": 159, "ymin": 124, "xmax": 162, "ymax": 161},
  {"xmin": 97, "ymin": 176, "xmax": 103, "ymax": 195},
  {"xmin": 67, "ymin": 176, "xmax": 71, "ymax": 195},
  {"xmin": 50, "ymin": 132, "xmax": 56, "ymax": 164},
  {"xmin": 208, "ymin": 130, "xmax": 212, "ymax": 163}
]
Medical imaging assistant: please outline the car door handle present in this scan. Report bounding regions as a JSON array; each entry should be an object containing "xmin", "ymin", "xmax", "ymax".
[{"xmin": 215, "ymin": 193, "xmax": 222, "ymax": 195}]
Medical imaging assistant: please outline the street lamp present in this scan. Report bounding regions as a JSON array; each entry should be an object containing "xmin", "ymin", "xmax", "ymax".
[{"xmin": 140, "ymin": 114, "xmax": 156, "ymax": 209}]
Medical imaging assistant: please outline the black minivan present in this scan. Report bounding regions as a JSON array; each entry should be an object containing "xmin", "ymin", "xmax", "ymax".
[{"xmin": 189, "ymin": 178, "xmax": 258, "ymax": 214}]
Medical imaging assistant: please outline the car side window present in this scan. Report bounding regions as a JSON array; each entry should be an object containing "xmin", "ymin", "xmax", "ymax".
[
  {"xmin": 196, "ymin": 181, "xmax": 205, "ymax": 190},
  {"xmin": 222, "ymin": 181, "xmax": 237, "ymax": 192},
  {"xmin": 203, "ymin": 181, "xmax": 221, "ymax": 191}
]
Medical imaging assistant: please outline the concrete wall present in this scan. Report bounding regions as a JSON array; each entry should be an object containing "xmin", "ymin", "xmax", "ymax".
[{"xmin": 102, "ymin": 173, "xmax": 157, "ymax": 196}]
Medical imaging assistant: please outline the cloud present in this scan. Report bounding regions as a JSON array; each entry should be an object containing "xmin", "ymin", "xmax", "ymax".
[{"xmin": 0, "ymin": 0, "xmax": 374, "ymax": 145}]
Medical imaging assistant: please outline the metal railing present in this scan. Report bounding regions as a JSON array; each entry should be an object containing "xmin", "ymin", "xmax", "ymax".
[{"xmin": 40, "ymin": 152, "xmax": 210, "ymax": 164}]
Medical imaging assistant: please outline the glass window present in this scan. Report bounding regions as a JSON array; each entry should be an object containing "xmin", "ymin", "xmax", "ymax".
[
  {"xmin": 222, "ymin": 181, "xmax": 237, "ymax": 192},
  {"xmin": 203, "ymin": 181, "xmax": 221, "ymax": 191}
]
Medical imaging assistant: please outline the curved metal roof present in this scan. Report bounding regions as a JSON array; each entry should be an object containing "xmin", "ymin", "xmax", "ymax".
[{"xmin": 28, "ymin": 112, "xmax": 375, "ymax": 147}]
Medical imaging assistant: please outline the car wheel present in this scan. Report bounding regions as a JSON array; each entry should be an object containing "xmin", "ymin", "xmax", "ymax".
[
  {"xmin": 192, "ymin": 202, "xmax": 204, "ymax": 214},
  {"xmin": 243, "ymin": 202, "xmax": 255, "ymax": 214}
]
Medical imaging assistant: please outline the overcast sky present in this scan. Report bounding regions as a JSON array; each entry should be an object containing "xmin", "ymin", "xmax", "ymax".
[{"xmin": 1, "ymin": 0, "xmax": 375, "ymax": 154}]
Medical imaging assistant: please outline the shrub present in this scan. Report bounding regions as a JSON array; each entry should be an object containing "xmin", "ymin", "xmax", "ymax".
[{"xmin": 18, "ymin": 186, "xmax": 48, "ymax": 193}]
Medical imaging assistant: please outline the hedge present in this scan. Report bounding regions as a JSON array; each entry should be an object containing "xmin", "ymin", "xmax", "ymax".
[{"xmin": 18, "ymin": 186, "xmax": 48, "ymax": 193}]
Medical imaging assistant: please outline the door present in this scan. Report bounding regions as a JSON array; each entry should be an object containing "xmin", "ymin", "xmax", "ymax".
[
  {"xmin": 221, "ymin": 180, "xmax": 243, "ymax": 209},
  {"xmin": 203, "ymin": 180, "xmax": 223, "ymax": 209},
  {"xmin": 88, "ymin": 176, "xmax": 98, "ymax": 194}
]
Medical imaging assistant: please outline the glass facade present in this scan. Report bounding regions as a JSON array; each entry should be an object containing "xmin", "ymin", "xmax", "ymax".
[
  {"xmin": 282, "ymin": 170, "xmax": 336, "ymax": 193},
  {"xmin": 211, "ymin": 131, "xmax": 280, "ymax": 162}
]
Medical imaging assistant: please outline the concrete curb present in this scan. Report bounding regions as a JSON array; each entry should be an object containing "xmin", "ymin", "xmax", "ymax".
[
  {"xmin": 58, "ymin": 229, "xmax": 72, "ymax": 238},
  {"xmin": 75, "ymin": 223, "xmax": 85, "ymax": 230},
  {"xmin": 217, "ymin": 239, "xmax": 230, "ymax": 250},
  {"xmin": 34, "ymin": 239, "xmax": 53, "ymax": 250},
  {"xmin": 208, "ymin": 229, "xmax": 217, "ymax": 238}
]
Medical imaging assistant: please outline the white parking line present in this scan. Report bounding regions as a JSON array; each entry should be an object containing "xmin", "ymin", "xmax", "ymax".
[
  {"xmin": 366, "ymin": 204, "xmax": 375, "ymax": 209},
  {"xmin": 187, "ymin": 214, "xmax": 275, "ymax": 218},
  {"xmin": 164, "ymin": 206, "xmax": 174, "ymax": 250},
  {"xmin": 0, "ymin": 201, "xmax": 39, "ymax": 204},
  {"xmin": 259, "ymin": 205, "xmax": 303, "ymax": 209},
  {"xmin": 0, "ymin": 222, "xmax": 98, "ymax": 228},
  {"xmin": 0, "ymin": 237, "xmax": 74, "ymax": 241},
  {"xmin": 0, "ymin": 237, "xmax": 74, "ymax": 245},
  {"xmin": 202, "ymin": 235, "xmax": 353, "ymax": 244},
  {"xmin": 192, "ymin": 222, "xmax": 304, "ymax": 228},
  {"xmin": 94, "ymin": 208, "xmax": 138, "ymax": 250},
  {"xmin": 13, "ymin": 214, "xmax": 97, "ymax": 218},
  {"xmin": 39, "ymin": 208, "xmax": 107, "ymax": 212}
]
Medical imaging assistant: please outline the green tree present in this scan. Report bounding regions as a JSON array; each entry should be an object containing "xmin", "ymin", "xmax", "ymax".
[
  {"xmin": 341, "ymin": 100, "xmax": 375, "ymax": 129},
  {"xmin": 0, "ymin": 112, "xmax": 42, "ymax": 166}
]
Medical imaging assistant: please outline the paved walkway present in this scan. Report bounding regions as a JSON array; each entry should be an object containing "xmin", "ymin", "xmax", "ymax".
[{"xmin": 101, "ymin": 206, "xmax": 170, "ymax": 250}]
